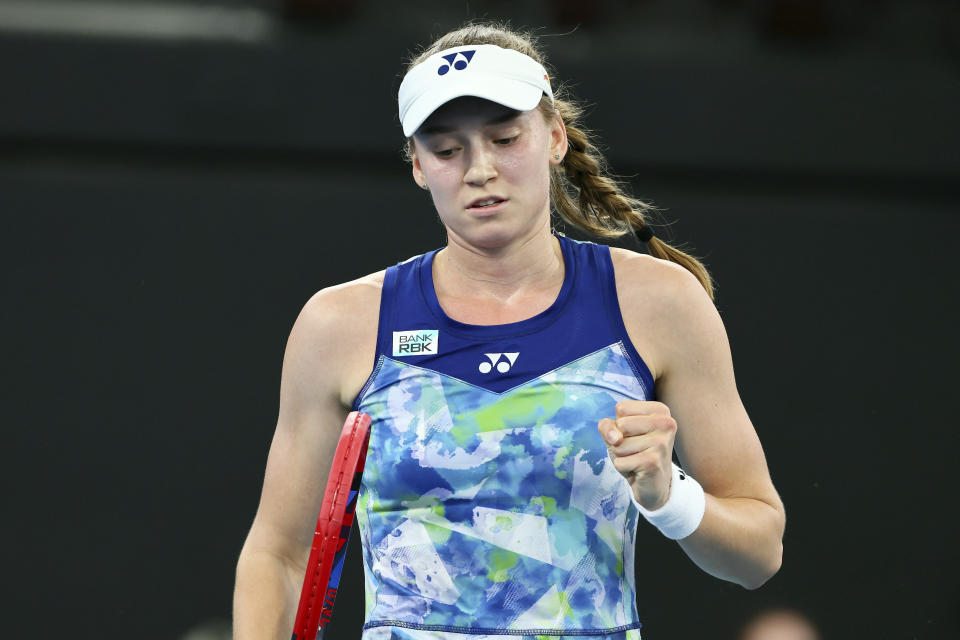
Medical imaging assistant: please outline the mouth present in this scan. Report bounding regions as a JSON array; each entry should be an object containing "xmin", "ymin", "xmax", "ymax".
[{"xmin": 466, "ymin": 196, "xmax": 508, "ymax": 211}]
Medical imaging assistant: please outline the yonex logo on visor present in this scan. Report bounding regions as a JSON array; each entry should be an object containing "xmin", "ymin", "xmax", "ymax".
[
  {"xmin": 398, "ymin": 44, "xmax": 555, "ymax": 137},
  {"xmin": 438, "ymin": 50, "xmax": 475, "ymax": 75}
]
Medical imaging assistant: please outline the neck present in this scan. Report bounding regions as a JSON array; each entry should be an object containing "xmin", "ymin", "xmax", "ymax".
[{"xmin": 434, "ymin": 219, "xmax": 563, "ymax": 302}]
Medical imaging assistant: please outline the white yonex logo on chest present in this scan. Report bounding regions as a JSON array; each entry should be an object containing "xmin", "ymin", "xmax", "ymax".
[
  {"xmin": 479, "ymin": 352, "xmax": 519, "ymax": 374},
  {"xmin": 393, "ymin": 330, "xmax": 438, "ymax": 356}
]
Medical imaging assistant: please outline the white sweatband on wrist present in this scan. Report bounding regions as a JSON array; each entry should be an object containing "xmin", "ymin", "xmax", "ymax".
[{"xmin": 633, "ymin": 462, "xmax": 706, "ymax": 540}]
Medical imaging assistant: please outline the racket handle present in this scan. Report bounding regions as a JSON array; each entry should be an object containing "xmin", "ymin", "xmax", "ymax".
[{"xmin": 290, "ymin": 627, "xmax": 325, "ymax": 640}]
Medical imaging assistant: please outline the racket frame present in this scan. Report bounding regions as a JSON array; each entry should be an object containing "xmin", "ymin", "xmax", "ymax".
[{"xmin": 291, "ymin": 411, "xmax": 371, "ymax": 640}]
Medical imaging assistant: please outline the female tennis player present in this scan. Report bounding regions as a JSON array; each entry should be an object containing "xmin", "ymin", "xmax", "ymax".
[{"xmin": 234, "ymin": 22, "xmax": 785, "ymax": 640}]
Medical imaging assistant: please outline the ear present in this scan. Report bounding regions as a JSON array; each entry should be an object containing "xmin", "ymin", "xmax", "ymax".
[
  {"xmin": 548, "ymin": 113, "xmax": 568, "ymax": 164},
  {"xmin": 410, "ymin": 141, "xmax": 427, "ymax": 188}
]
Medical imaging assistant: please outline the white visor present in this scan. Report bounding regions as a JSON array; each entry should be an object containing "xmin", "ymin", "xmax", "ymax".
[{"xmin": 398, "ymin": 44, "xmax": 554, "ymax": 137}]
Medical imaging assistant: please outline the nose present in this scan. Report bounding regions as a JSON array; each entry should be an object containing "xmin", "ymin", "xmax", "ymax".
[{"xmin": 463, "ymin": 144, "xmax": 497, "ymax": 186}]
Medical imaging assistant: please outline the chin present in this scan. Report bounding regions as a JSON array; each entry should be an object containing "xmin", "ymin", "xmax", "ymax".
[
  {"xmin": 449, "ymin": 221, "xmax": 524, "ymax": 250},
  {"xmin": 440, "ymin": 205, "xmax": 546, "ymax": 250}
]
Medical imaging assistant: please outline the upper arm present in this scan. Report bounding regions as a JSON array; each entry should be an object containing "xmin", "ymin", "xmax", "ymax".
[
  {"xmin": 241, "ymin": 283, "xmax": 374, "ymax": 568},
  {"xmin": 616, "ymin": 252, "xmax": 782, "ymax": 511}
]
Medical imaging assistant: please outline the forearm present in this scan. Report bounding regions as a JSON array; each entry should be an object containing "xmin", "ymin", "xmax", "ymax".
[
  {"xmin": 676, "ymin": 493, "xmax": 784, "ymax": 589},
  {"xmin": 233, "ymin": 547, "xmax": 305, "ymax": 640}
]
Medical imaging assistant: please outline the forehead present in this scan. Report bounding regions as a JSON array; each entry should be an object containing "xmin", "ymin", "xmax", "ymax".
[{"xmin": 417, "ymin": 97, "xmax": 531, "ymax": 136}]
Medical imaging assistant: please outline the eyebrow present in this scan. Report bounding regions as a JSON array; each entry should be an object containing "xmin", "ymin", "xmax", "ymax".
[{"xmin": 418, "ymin": 110, "xmax": 521, "ymax": 136}]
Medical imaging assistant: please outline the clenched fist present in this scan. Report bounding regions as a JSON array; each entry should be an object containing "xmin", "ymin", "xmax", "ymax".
[{"xmin": 598, "ymin": 400, "xmax": 678, "ymax": 511}]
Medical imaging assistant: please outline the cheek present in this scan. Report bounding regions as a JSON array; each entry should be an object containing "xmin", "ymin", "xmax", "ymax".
[
  {"xmin": 421, "ymin": 158, "xmax": 461, "ymax": 186},
  {"xmin": 500, "ymin": 143, "xmax": 551, "ymax": 185}
]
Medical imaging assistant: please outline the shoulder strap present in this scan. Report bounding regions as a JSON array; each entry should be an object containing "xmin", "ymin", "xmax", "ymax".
[
  {"xmin": 596, "ymin": 244, "xmax": 657, "ymax": 398},
  {"xmin": 372, "ymin": 262, "xmax": 400, "ymax": 362}
]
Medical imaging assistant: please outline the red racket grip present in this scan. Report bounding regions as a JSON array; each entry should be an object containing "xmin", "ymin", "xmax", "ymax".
[{"xmin": 291, "ymin": 411, "xmax": 371, "ymax": 640}]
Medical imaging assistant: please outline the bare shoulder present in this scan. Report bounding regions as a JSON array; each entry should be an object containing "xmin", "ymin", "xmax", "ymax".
[
  {"xmin": 301, "ymin": 270, "xmax": 385, "ymax": 323},
  {"xmin": 608, "ymin": 247, "xmax": 708, "ymax": 303},
  {"xmin": 291, "ymin": 270, "xmax": 385, "ymax": 408},
  {"xmin": 608, "ymin": 247, "xmax": 717, "ymax": 381}
]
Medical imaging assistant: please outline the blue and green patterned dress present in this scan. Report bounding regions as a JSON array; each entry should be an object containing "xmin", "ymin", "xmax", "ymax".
[{"xmin": 352, "ymin": 234, "xmax": 654, "ymax": 639}]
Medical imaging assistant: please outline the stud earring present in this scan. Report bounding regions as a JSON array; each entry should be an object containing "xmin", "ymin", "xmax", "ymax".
[
  {"xmin": 421, "ymin": 183, "xmax": 430, "ymax": 191},
  {"xmin": 554, "ymin": 154, "xmax": 561, "ymax": 160}
]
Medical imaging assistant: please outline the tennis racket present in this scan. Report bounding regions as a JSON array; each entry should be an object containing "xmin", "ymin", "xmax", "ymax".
[{"xmin": 291, "ymin": 411, "xmax": 372, "ymax": 640}]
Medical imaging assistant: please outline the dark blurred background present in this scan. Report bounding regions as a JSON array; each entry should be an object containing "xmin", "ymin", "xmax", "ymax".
[{"xmin": 2, "ymin": 1, "xmax": 958, "ymax": 638}]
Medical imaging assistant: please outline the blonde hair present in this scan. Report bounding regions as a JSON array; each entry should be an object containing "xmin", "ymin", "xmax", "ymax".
[{"xmin": 404, "ymin": 22, "xmax": 715, "ymax": 300}]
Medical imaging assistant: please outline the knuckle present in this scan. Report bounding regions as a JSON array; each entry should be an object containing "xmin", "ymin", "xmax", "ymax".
[
  {"xmin": 651, "ymin": 401, "xmax": 670, "ymax": 416},
  {"xmin": 653, "ymin": 415, "xmax": 676, "ymax": 432}
]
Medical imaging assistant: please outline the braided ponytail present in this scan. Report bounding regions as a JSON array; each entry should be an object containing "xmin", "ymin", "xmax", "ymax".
[
  {"xmin": 405, "ymin": 22, "xmax": 715, "ymax": 301},
  {"xmin": 545, "ymin": 96, "xmax": 715, "ymax": 300}
]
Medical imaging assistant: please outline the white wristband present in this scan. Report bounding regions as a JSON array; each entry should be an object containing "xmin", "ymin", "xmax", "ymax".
[{"xmin": 633, "ymin": 462, "xmax": 706, "ymax": 540}]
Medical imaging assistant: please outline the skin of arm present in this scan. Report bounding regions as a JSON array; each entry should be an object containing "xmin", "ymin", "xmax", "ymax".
[
  {"xmin": 608, "ymin": 250, "xmax": 786, "ymax": 589},
  {"xmin": 233, "ymin": 278, "xmax": 380, "ymax": 639}
]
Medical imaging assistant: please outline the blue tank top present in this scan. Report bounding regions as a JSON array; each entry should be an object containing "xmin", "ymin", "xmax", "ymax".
[{"xmin": 352, "ymin": 233, "xmax": 654, "ymax": 639}]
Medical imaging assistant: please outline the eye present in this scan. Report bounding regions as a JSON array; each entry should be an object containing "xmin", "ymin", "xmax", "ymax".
[
  {"xmin": 495, "ymin": 136, "xmax": 519, "ymax": 145},
  {"xmin": 433, "ymin": 147, "xmax": 457, "ymax": 157}
]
